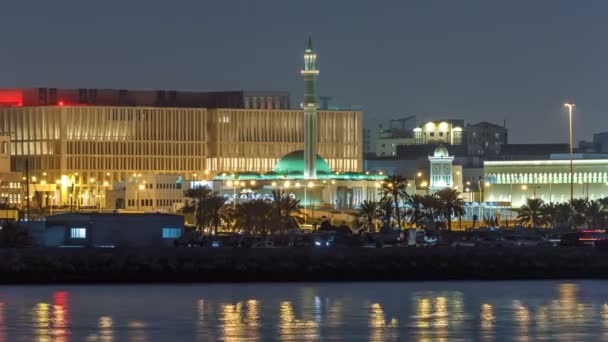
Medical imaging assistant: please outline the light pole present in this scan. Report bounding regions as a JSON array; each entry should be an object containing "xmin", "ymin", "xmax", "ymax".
[{"xmin": 565, "ymin": 102, "xmax": 575, "ymax": 202}]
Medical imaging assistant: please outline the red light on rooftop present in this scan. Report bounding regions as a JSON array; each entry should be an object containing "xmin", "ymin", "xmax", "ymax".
[{"xmin": 58, "ymin": 101, "xmax": 64, "ymax": 106}]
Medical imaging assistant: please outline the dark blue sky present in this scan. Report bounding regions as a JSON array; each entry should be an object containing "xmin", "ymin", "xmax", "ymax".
[{"xmin": 1, "ymin": 0, "xmax": 606, "ymax": 143}]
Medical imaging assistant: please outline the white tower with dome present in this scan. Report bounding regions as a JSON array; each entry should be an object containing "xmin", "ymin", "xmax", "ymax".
[{"xmin": 428, "ymin": 145, "xmax": 454, "ymax": 193}]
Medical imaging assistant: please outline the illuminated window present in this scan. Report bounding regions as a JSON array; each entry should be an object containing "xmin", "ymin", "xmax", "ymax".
[
  {"xmin": 162, "ymin": 228, "xmax": 181, "ymax": 239},
  {"xmin": 70, "ymin": 228, "xmax": 87, "ymax": 239}
]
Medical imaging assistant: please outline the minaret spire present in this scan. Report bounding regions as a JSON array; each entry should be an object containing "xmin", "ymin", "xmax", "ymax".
[{"xmin": 301, "ymin": 36, "xmax": 319, "ymax": 179}]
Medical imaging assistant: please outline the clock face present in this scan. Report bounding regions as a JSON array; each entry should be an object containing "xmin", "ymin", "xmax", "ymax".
[
  {"xmin": 443, "ymin": 165, "xmax": 451, "ymax": 174},
  {"xmin": 433, "ymin": 166, "xmax": 440, "ymax": 173}
]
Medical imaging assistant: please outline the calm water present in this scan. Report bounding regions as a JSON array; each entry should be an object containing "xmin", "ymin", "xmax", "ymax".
[{"xmin": 1, "ymin": 281, "xmax": 608, "ymax": 341}]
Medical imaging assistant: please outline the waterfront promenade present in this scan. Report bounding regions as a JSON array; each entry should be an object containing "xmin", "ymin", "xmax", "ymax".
[{"xmin": 0, "ymin": 246, "xmax": 606, "ymax": 283}]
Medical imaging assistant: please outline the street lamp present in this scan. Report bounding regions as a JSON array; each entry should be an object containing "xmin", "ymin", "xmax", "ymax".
[{"xmin": 565, "ymin": 102, "xmax": 575, "ymax": 201}]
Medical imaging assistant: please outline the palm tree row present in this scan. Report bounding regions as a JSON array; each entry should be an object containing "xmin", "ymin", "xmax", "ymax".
[
  {"xmin": 518, "ymin": 197, "xmax": 608, "ymax": 229},
  {"xmin": 183, "ymin": 187, "xmax": 304, "ymax": 234},
  {"xmin": 359, "ymin": 179, "xmax": 465, "ymax": 231}
]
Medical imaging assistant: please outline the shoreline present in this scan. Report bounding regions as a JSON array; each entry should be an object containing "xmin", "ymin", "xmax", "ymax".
[{"xmin": 0, "ymin": 247, "xmax": 606, "ymax": 284}]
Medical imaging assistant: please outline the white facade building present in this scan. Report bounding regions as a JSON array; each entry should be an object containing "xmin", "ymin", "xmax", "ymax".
[{"xmin": 428, "ymin": 145, "xmax": 455, "ymax": 193}]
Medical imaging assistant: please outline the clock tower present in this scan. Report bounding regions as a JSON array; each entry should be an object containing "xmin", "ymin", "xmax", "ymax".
[{"xmin": 428, "ymin": 145, "xmax": 454, "ymax": 193}]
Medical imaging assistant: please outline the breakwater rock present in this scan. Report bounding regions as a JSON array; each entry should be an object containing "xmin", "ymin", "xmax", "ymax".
[{"xmin": 0, "ymin": 247, "xmax": 607, "ymax": 283}]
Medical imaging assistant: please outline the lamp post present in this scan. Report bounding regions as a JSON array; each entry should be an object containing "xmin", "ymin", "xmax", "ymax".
[{"xmin": 565, "ymin": 102, "xmax": 575, "ymax": 202}]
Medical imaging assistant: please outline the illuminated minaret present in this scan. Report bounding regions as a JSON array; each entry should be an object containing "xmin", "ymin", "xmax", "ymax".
[{"xmin": 301, "ymin": 36, "xmax": 319, "ymax": 179}]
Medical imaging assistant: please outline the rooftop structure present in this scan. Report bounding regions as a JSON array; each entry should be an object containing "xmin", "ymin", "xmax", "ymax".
[{"xmin": 0, "ymin": 88, "xmax": 290, "ymax": 109}]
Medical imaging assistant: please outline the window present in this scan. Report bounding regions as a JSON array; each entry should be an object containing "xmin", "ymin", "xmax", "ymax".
[
  {"xmin": 439, "ymin": 132, "xmax": 444, "ymax": 137},
  {"xmin": 70, "ymin": 228, "xmax": 87, "ymax": 239},
  {"xmin": 429, "ymin": 132, "xmax": 435, "ymax": 137},
  {"xmin": 162, "ymin": 228, "xmax": 182, "ymax": 239}
]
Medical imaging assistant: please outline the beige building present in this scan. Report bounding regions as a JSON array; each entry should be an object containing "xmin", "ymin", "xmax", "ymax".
[
  {"xmin": 414, "ymin": 120, "xmax": 464, "ymax": 145},
  {"xmin": 0, "ymin": 106, "xmax": 361, "ymax": 207},
  {"xmin": 0, "ymin": 136, "xmax": 23, "ymax": 207}
]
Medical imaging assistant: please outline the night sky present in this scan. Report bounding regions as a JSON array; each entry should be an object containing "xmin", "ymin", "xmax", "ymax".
[{"xmin": 0, "ymin": 0, "xmax": 606, "ymax": 143}]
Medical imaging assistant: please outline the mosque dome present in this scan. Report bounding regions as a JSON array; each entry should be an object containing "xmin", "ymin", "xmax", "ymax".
[
  {"xmin": 433, "ymin": 145, "xmax": 450, "ymax": 157},
  {"xmin": 273, "ymin": 150, "xmax": 332, "ymax": 175}
]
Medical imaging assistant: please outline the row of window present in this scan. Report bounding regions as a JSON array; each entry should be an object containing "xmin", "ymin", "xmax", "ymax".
[
  {"xmin": 70, "ymin": 227, "xmax": 182, "ymax": 240},
  {"xmin": 155, "ymin": 183, "xmax": 182, "ymax": 189},
  {"xmin": 66, "ymin": 141, "xmax": 207, "ymax": 157},
  {"xmin": 66, "ymin": 156, "xmax": 206, "ymax": 172},
  {"xmin": 127, "ymin": 198, "xmax": 184, "ymax": 207},
  {"xmin": 487, "ymin": 172, "xmax": 608, "ymax": 184}
]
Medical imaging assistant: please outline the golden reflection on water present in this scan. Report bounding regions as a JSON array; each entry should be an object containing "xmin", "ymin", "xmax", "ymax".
[
  {"xmin": 279, "ymin": 301, "xmax": 318, "ymax": 341},
  {"xmin": 34, "ymin": 302, "xmax": 51, "ymax": 342},
  {"xmin": 480, "ymin": 303, "xmax": 495, "ymax": 342},
  {"xmin": 369, "ymin": 303, "xmax": 398, "ymax": 341},
  {"xmin": 218, "ymin": 300, "xmax": 260, "ymax": 341},
  {"xmin": 127, "ymin": 321, "xmax": 147, "ymax": 342},
  {"xmin": 32, "ymin": 292, "xmax": 71, "ymax": 342},
  {"xmin": 327, "ymin": 300, "xmax": 342, "ymax": 328},
  {"xmin": 98, "ymin": 316, "xmax": 113, "ymax": 342},
  {"xmin": 512, "ymin": 300, "xmax": 530, "ymax": 342},
  {"xmin": 413, "ymin": 293, "xmax": 465, "ymax": 342}
]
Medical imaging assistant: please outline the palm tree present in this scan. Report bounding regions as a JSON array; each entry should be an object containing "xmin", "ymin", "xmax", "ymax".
[
  {"xmin": 542, "ymin": 202, "xmax": 572, "ymax": 228},
  {"xmin": 358, "ymin": 200, "xmax": 379, "ymax": 232},
  {"xmin": 585, "ymin": 200, "xmax": 607, "ymax": 230},
  {"xmin": 183, "ymin": 187, "xmax": 214, "ymax": 230},
  {"xmin": 435, "ymin": 188, "xmax": 465, "ymax": 231},
  {"xmin": 234, "ymin": 199, "xmax": 272, "ymax": 234},
  {"xmin": 270, "ymin": 190, "xmax": 303, "ymax": 232},
  {"xmin": 569, "ymin": 198, "xmax": 589, "ymax": 229},
  {"xmin": 379, "ymin": 197, "xmax": 394, "ymax": 224},
  {"xmin": 206, "ymin": 195, "xmax": 227, "ymax": 235},
  {"xmin": 421, "ymin": 194, "xmax": 441, "ymax": 229},
  {"xmin": 379, "ymin": 176, "xmax": 409, "ymax": 228},
  {"xmin": 406, "ymin": 194, "xmax": 426, "ymax": 228},
  {"xmin": 517, "ymin": 198, "xmax": 548, "ymax": 228}
]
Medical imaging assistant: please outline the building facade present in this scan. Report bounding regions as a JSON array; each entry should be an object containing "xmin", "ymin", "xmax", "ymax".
[
  {"xmin": 413, "ymin": 120, "xmax": 464, "ymax": 145},
  {"xmin": 466, "ymin": 121, "xmax": 508, "ymax": 156},
  {"xmin": 428, "ymin": 145, "xmax": 454, "ymax": 193},
  {"xmin": 0, "ymin": 105, "xmax": 361, "ymax": 206},
  {"xmin": 484, "ymin": 159, "xmax": 608, "ymax": 207}
]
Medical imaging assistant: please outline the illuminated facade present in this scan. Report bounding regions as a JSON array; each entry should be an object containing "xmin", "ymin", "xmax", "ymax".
[
  {"xmin": 484, "ymin": 158, "xmax": 608, "ymax": 207},
  {"xmin": 414, "ymin": 120, "xmax": 463, "ymax": 145},
  {"xmin": 428, "ymin": 145, "xmax": 454, "ymax": 193},
  {"xmin": 0, "ymin": 106, "xmax": 361, "ymax": 206}
]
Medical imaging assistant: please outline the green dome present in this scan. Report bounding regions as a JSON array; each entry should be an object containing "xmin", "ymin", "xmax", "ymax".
[{"xmin": 273, "ymin": 150, "xmax": 332, "ymax": 175}]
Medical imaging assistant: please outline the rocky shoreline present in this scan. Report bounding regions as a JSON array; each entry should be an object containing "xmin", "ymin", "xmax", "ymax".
[{"xmin": 0, "ymin": 247, "xmax": 606, "ymax": 284}]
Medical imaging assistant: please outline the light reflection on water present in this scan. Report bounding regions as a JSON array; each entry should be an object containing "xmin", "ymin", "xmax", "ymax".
[{"xmin": 11, "ymin": 281, "xmax": 608, "ymax": 341}]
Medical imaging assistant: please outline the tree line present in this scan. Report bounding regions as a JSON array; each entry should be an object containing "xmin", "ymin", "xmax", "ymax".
[
  {"xmin": 182, "ymin": 187, "xmax": 303, "ymax": 234},
  {"xmin": 517, "ymin": 197, "xmax": 608, "ymax": 229},
  {"xmin": 357, "ymin": 176, "xmax": 466, "ymax": 231}
]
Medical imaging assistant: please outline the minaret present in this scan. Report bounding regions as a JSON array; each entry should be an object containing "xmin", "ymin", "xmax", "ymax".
[{"xmin": 301, "ymin": 36, "xmax": 319, "ymax": 179}]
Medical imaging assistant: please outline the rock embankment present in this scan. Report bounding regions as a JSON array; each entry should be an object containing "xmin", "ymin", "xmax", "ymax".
[{"xmin": 0, "ymin": 247, "xmax": 606, "ymax": 283}]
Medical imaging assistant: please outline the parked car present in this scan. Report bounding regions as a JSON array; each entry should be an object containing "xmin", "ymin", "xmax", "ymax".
[
  {"xmin": 503, "ymin": 235, "xmax": 545, "ymax": 247},
  {"xmin": 450, "ymin": 236, "xmax": 477, "ymax": 247},
  {"xmin": 251, "ymin": 240, "xmax": 275, "ymax": 248},
  {"xmin": 560, "ymin": 231, "xmax": 608, "ymax": 247}
]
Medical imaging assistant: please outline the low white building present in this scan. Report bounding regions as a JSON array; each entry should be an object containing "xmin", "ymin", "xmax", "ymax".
[{"xmin": 120, "ymin": 174, "xmax": 208, "ymax": 213}]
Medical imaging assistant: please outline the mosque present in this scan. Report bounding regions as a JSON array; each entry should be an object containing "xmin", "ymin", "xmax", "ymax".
[{"xmin": 213, "ymin": 37, "xmax": 386, "ymax": 211}]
